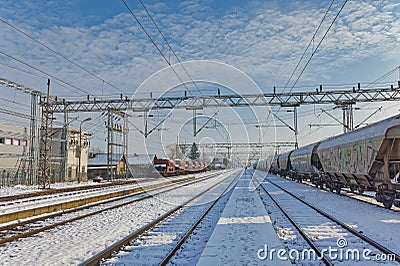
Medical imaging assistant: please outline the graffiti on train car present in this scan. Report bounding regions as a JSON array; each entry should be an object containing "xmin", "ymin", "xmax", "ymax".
[{"xmin": 319, "ymin": 137, "xmax": 383, "ymax": 174}]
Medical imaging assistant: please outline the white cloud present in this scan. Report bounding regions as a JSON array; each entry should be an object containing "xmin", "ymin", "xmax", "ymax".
[
  {"xmin": 0, "ymin": 0, "xmax": 399, "ymax": 151},
  {"xmin": 1, "ymin": 0, "xmax": 399, "ymax": 95}
]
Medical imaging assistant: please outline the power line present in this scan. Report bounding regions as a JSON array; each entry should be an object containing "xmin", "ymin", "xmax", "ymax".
[
  {"xmin": 0, "ymin": 18, "xmax": 128, "ymax": 95},
  {"xmin": 120, "ymin": 0, "xmax": 195, "ymax": 97},
  {"xmin": 365, "ymin": 65, "xmax": 400, "ymax": 89},
  {"xmin": 289, "ymin": 0, "xmax": 349, "ymax": 90},
  {"xmin": 0, "ymin": 51, "xmax": 95, "ymax": 96},
  {"xmin": 283, "ymin": 0, "xmax": 335, "ymax": 92},
  {"xmin": 266, "ymin": 0, "xmax": 348, "ymax": 141},
  {"xmin": 0, "ymin": 61, "xmax": 92, "ymax": 95},
  {"xmin": 356, "ymin": 66, "xmax": 400, "ymax": 110},
  {"xmin": 138, "ymin": 0, "xmax": 203, "ymax": 96},
  {"xmin": 0, "ymin": 96, "xmax": 31, "ymax": 109}
]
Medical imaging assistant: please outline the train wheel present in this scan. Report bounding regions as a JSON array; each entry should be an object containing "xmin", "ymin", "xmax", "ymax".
[
  {"xmin": 329, "ymin": 184, "xmax": 334, "ymax": 192},
  {"xmin": 383, "ymin": 197, "xmax": 394, "ymax": 209},
  {"xmin": 319, "ymin": 182, "xmax": 324, "ymax": 189},
  {"xmin": 358, "ymin": 187, "xmax": 364, "ymax": 194},
  {"xmin": 335, "ymin": 185, "xmax": 341, "ymax": 194},
  {"xmin": 375, "ymin": 192, "xmax": 382, "ymax": 202},
  {"xmin": 349, "ymin": 185, "xmax": 355, "ymax": 192}
]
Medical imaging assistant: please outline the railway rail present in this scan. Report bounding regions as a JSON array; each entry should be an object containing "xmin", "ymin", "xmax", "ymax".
[
  {"xmin": 80, "ymin": 170, "xmax": 240, "ymax": 266},
  {"xmin": 0, "ymin": 173, "xmax": 224, "ymax": 224},
  {"xmin": 0, "ymin": 171, "xmax": 228, "ymax": 246},
  {"xmin": 300, "ymin": 178, "xmax": 400, "ymax": 212},
  {"xmin": 0, "ymin": 179, "xmax": 141, "ymax": 203},
  {"xmin": 257, "ymin": 174, "xmax": 399, "ymax": 265}
]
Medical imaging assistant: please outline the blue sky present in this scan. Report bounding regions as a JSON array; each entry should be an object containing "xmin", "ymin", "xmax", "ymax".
[{"xmin": 1, "ymin": 0, "xmax": 400, "ymax": 158}]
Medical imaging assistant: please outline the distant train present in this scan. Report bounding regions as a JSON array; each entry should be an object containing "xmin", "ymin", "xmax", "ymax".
[
  {"xmin": 255, "ymin": 114, "xmax": 400, "ymax": 209},
  {"xmin": 153, "ymin": 158, "xmax": 210, "ymax": 177}
]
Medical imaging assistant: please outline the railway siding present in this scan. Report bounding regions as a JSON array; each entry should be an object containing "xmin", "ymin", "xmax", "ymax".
[{"xmin": 0, "ymin": 176, "xmax": 194, "ymax": 224}]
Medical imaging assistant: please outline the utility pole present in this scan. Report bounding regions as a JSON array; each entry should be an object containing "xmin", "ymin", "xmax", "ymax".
[
  {"xmin": 28, "ymin": 92, "xmax": 40, "ymax": 185},
  {"xmin": 176, "ymin": 136, "xmax": 179, "ymax": 159},
  {"xmin": 294, "ymin": 107, "xmax": 298, "ymax": 149},
  {"xmin": 38, "ymin": 79, "xmax": 52, "ymax": 189},
  {"xmin": 193, "ymin": 110, "xmax": 197, "ymax": 137},
  {"xmin": 124, "ymin": 112, "xmax": 128, "ymax": 179}
]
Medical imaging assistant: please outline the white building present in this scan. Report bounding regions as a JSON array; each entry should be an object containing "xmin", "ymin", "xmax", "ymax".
[
  {"xmin": 0, "ymin": 123, "xmax": 89, "ymax": 185},
  {"xmin": 51, "ymin": 127, "xmax": 89, "ymax": 182},
  {"xmin": 0, "ymin": 123, "xmax": 28, "ymax": 185}
]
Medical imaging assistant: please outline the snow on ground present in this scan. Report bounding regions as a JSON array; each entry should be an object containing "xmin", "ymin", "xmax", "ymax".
[
  {"xmin": 0, "ymin": 172, "xmax": 215, "ymax": 215},
  {"xmin": 0, "ymin": 172, "xmax": 206, "ymax": 198},
  {"xmin": 0, "ymin": 169, "xmax": 238, "ymax": 265},
  {"xmin": 197, "ymin": 169, "xmax": 291, "ymax": 266},
  {"xmin": 166, "ymin": 185, "xmax": 235, "ymax": 265},
  {"xmin": 259, "ymin": 172, "xmax": 400, "ymax": 256},
  {"xmin": 102, "ymin": 170, "xmax": 241, "ymax": 265},
  {"xmin": 0, "ymin": 180, "xmax": 106, "ymax": 197}
]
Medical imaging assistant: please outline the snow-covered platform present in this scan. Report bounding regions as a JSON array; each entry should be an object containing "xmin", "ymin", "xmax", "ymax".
[{"xmin": 197, "ymin": 170, "xmax": 290, "ymax": 265}]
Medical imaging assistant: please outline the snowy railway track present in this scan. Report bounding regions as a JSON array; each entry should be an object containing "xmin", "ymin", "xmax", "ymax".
[
  {"xmin": 0, "ymin": 172, "xmax": 223, "ymax": 245},
  {"xmin": 258, "ymin": 177, "xmax": 400, "ymax": 265},
  {"xmin": 0, "ymin": 179, "xmax": 141, "ymax": 203},
  {"xmin": 80, "ymin": 170, "xmax": 240, "ymax": 266},
  {"xmin": 0, "ymin": 173, "xmax": 222, "ymax": 224}
]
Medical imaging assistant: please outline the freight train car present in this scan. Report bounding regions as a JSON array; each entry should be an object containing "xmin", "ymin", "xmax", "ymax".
[
  {"xmin": 153, "ymin": 158, "xmax": 176, "ymax": 176},
  {"xmin": 270, "ymin": 155, "xmax": 280, "ymax": 175},
  {"xmin": 277, "ymin": 151, "xmax": 292, "ymax": 176},
  {"xmin": 258, "ymin": 114, "xmax": 400, "ymax": 209},
  {"xmin": 255, "ymin": 157, "xmax": 272, "ymax": 172},
  {"xmin": 154, "ymin": 158, "xmax": 208, "ymax": 176},
  {"xmin": 174, "ymin": 159, "xmax": 186, "ymax": 175},
  {"xmin": 289, "ymin": 142, "xmax": 322, "ymax": 184},
  {"xmin": 317, "ymin": 114, "xmax": 400, "ymax": 208}
]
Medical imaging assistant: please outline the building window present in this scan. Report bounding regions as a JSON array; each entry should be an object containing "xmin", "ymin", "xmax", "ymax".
[
  {"xmin": 68, "ymin": 167, "xmax": 72, "ymax": 178},
  {"xmin": 0, "ymin": 137, "xmax": 3, "ymax": 144},
  {"xmin": 20, "ymin": 140, "xmax": 27, "ymax": 146}
]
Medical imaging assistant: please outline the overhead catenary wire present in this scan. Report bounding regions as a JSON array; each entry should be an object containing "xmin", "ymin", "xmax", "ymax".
[
  {"xmin": 357, "ymin": 66, "xmax": 400, "ymax": 111},
  {"xmin": 0, "ymin": 18, "xmax": 129, "ymax": 95},
  {"xmin": 138, "ymin": 0, "xmax": 204, "ymax": 97},
  {"xmin": 0, "ymin": 51, "xmax": 96, "ymax": 97},
  {"xmin": 291, "ymin": 66, "xmax": 400, "ymax": 144},
  {"xmin": 288, "ymin": 0, "xmax": 349, "ymax": 91},
  {"xmin": 265, "ymin": 0, "xmax": 349, "ymax": 148},
  {"xmin": 266, "ymin": 0, "xmax": 339, "ymax": 138},
  {"xmin": 0, "ymin": 61, "xmax": 95, "ymax": 96},
  {"xmin": 120, "ymin": 0, "xmax": 196, "ymax": 97},
  {"xmin": 283, "ymin": 0, "xmax": 336, "ymax": 92}
]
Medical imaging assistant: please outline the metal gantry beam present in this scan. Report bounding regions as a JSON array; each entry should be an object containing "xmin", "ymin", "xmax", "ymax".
[
  {"xmin": 46, "ymin": 85, "xmax": 400, "ymax": 113},
  {"xmin": 2, "ymin": 76, "xmax": 400, "ymax": 187},
  {"xmin": 179, "ymin": 142, "xmax": 297, "ymax": 149}
]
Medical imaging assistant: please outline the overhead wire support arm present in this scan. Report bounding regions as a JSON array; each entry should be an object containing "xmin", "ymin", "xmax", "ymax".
[
  {"xmin": 146, "ymin": 114, "xmax": 171, "ymax": 138},
  {"xmin": 321, "ymin": 108, "xmax": 349, "ymax": 130},
  {"xmin": 272, "ymin": 112, "xmax": 296, "ymax": 132},
  {"xmin": 354, "ymin": 106, "xmax": 382, "ymax": 129},
  {"xmin": 194, "ymin": 112, "xmax": 219, "ymax": 136}
]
